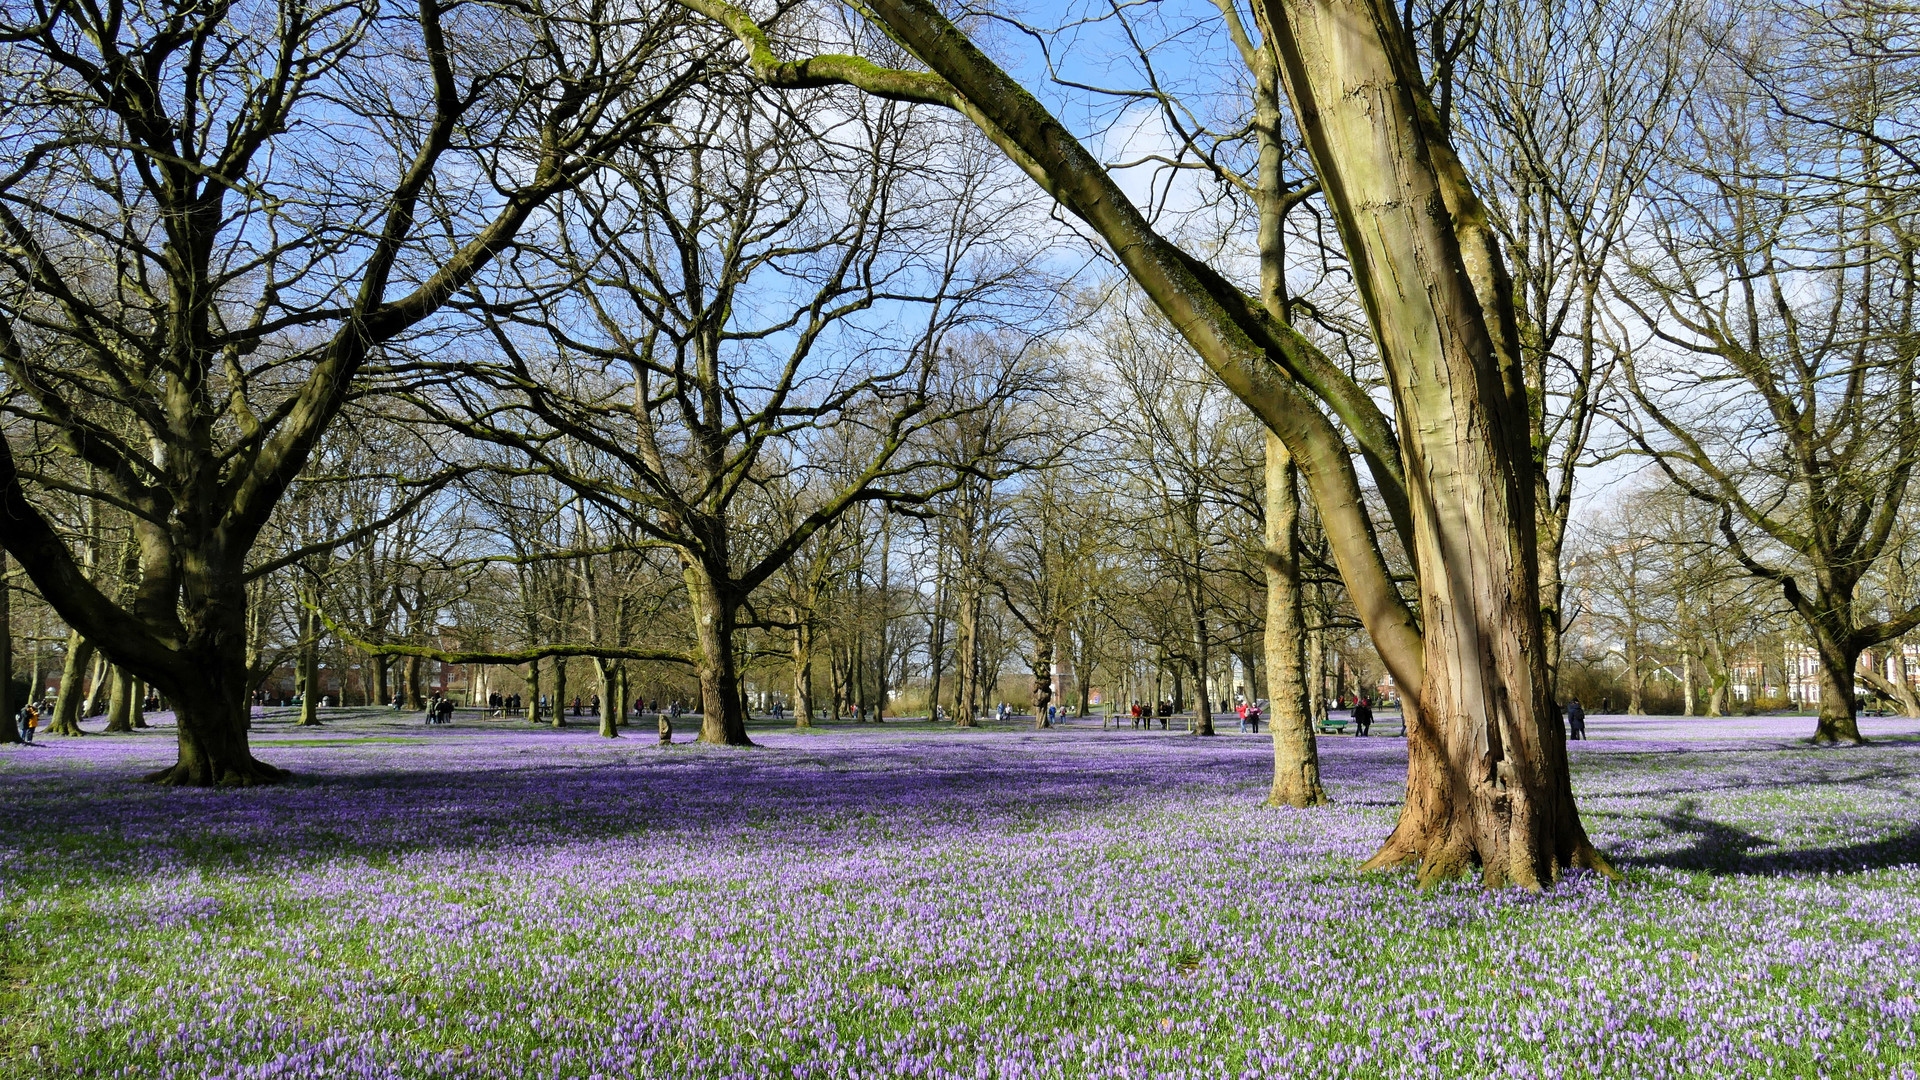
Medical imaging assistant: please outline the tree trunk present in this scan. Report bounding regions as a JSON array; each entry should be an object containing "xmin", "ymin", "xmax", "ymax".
[
  {"xmin": 297, "ymin": 608, "xmax": 321, "ymax": 726},
  {"xmin": 1258, "ymin": 0, "xmax": 1607, "ymax": 886},
  {"xmin": 372, "ymin": 653, "xmax": 390, "ymax": 710},
  {"xmin": 50, "ymin": 630, "xmax": 93, "ymax": 735},
  {"xmin": 1264, "ymin": 434, "xmax": 1329, "ymax": 807},
  {"xmin": 0, "ymin": 549, "xmax": 12, "ymax": 742},
  {"xmin": 1188, "ymin": 530, "xmax": 1215, "ymax": 736},
  {"xmin": 1626, "ymin": 609, "xmax": 1645, "ymax": 714},
  {"xmin": 1706, "ymin": 639, "xmax": 1730, "ymax": 718},
  {"xmin": 406, "ymin": 653, "xmax": 424, "ymax": 711},
  {"xmin": 1681, "ymin": 648, "xmax": 1696, "ymax": 717},
  {"xmin": 927, "ymin": 556, "xmax": 948, "ymax": 721},
  {"xmin": 791, "ymin": 620, "xmax": 814, "ymax": 727},
  {"xmin": 594, "ymin": 658, "xmax": 619, "ymax": 738},
  {"xmin": 81, "ymin": 649, "xmax": 109, "ymax": 718},
  {"xmin": 1812, "ymin": 642, "xmax": 1866, "ymax": 744},
  {"xmin": 552, "ymin": 656, "xmax": 568, "ymax": 729},
  {"xmin": 1890, "ymin": 645, "xmax": 1920, "ymax": 718},
  {"xmin": 685, "ymin": 561, "xmax": 751, "ymax": 745},
  {"xmin": 141, "ymin": 594, "xmax": 288, "ymax": 786},
  {"xmin": 131, "ymin": 676, "xmax": 147, "ymax": 729},
  {"xmin": 1031, "ymin": 634, "xmax": 1054, "ymax": 728},
  {"xmin": 524, "ymin": 661, "xmax": 541, "ymax": 723},
  {"xmin": 956, "ymin": 588, "xmax": 980, "ymax": 726},
  {"xmin": 104, "ymin": 666, "xmax": 133, "ymax": 732}
]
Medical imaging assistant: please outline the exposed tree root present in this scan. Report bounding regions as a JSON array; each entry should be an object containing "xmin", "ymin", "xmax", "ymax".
[{"xmin": 142, "ymin": 758, "xmax": 291, "ymax": 787}]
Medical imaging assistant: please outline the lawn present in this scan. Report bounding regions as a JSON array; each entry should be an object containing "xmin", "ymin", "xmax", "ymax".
[{"xmin": 2, "ymin": 710, "xmax": 1917, "ymax": 1079}]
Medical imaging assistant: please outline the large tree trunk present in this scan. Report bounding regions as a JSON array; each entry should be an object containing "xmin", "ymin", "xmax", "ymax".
[
  {"xmin": 524, "ymin": 661, "xmax": 541, "ymax": 723},
  {"xmin": 142, "ymin": 597, "xmax": 288, "ymax": 786},
  {"xmin": 1813, "ymin": 642, "xmax": 1866, "ymax": 744},
  {"xmin": 1261, "ymin": 0, "xmax": 1607, "ymax": 887},
  {"xmin": 50, "ymin": 630, "xmax": 93, "ymax": 735},
  {"xmin": 685, "ymin": 562, "xmax": 751, "ymax": 745},
  {"xmin": 551, "ymin": 656, "xmax": 568, "ymax": 728},
  {"xmin": 1264, "ymin": 434, "xmax": 1329, "ymax": 807}
]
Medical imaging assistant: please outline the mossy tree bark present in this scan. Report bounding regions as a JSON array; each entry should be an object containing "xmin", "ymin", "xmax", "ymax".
[{"xmin": 1264, "ymin": 435, "xmax": 1328, "ymax": 807}]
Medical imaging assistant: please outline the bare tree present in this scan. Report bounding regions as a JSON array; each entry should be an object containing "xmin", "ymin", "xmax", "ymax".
[
  {"xmin": 0, "ymin": 0, "xmax": 704, "ymax": 782},
  {"xmin": 1617, "ymin": 0, "xmax": 1920, "ymax": 743}
]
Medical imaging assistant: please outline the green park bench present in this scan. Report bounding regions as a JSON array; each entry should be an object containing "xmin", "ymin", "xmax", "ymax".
[{"xmin": 1317, "ymin": 717, "xmax": 1351, "ymax": 735}]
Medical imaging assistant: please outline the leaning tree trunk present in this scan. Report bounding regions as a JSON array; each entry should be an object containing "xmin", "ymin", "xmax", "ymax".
[
  {"xmin": 1812, "ymin": 642, "xmax": 1866, "ymax": 744},
  {"xmin": 685, "ymin": 562, "xmax": 751, "ymax": 746},
  {"xmin": 50, "ymin": 630, "xmax": 93, "ymax": 735},
  {"xmin": 1263, "ymin": 0, "xmax": 1607, "ymax": 887},
  {"xmin": 104, "ymin": 666, "xmax": 134, "ymax": 732},
  {"xmin": 1264, "ymin": 434, "xmax": 1329, "ymax": 807}
]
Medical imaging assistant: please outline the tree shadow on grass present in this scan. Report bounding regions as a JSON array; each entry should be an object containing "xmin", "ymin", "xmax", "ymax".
[{"xmin": 1617, "ymin": 797, "xmax": 1920, "ymax": 876}]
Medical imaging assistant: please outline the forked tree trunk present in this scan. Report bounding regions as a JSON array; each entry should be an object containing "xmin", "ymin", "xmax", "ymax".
[
  {"xmin": 81, "ymin": 650, "xmax": 109, "ymax": 718},
  {"xmin": 1264, "ymin": 434, "xmax": 1328, "ymax": 807},
  {"xmin": 51, "ymin": 631, "xmax": 92, "ymax": 735},
  {"xmin": 1261, "ymin": 0, "xmax": 1608, "ymax": 886},
  {"xmin": 593, "ymin": 657, "xmax": 619, "ymax": 738}
]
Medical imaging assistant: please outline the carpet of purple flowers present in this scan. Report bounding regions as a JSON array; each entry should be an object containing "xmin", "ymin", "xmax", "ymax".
[{"xmin": 2, "ymin": 709, "xmax": 1918, "ymax": 1079}]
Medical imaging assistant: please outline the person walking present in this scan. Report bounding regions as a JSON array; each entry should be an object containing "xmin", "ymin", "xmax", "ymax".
[
  {"xmin": 1567, "ymin": 698, "xmax": 1587, "ymax": 741},
  {"xmin": 1353, "ymin": 697, "xmax": 1373, "ymax": 737},
  {"xmin": 16, "ymin": 702, "xmax": 37, "ymax": 744}
]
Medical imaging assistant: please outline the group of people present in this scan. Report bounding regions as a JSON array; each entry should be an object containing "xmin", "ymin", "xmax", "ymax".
[
  {"xmin": 1124, "ymin": 701, "xmax": 1171, "ymax": 729},
  {"xmin": 1234, "ymin": 701, "xmax": 1264, "ymax": 732},
  {"xmin": 422, "ymin": 694, "xmax": 457, "ymax": 725},
  {"xmin": 11, "ymin": 697, "xmax": 50, "ymax": 742}
]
